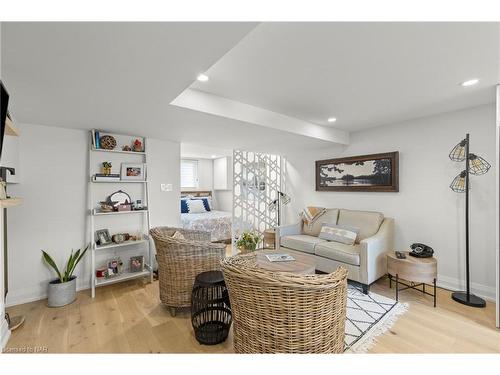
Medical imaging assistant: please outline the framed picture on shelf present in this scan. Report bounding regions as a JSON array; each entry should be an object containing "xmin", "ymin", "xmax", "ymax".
[
  {"xmin": 95, "ymin": 229, "xmax": 112, "ymax": 246},
  {"xmin": 106, "ymin": 258, "xmax": 123, "ymax": 278},
  {"xmin": 121, "ymin": 163, "xmax": 146, "ymax": 181},
  {"xmin": 130, "ymin": 255, "xmax": 145, "ymax": 273}
]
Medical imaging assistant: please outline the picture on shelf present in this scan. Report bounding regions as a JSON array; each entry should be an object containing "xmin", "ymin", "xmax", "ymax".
[
  {"xmin": 130, "ymin": 255, "xmax": 145, "ymax": 273},
  {"xmin": 96, "ymin": 229, "xmax": 112, "ymax": 246},
  {"xmin": 121, "ymin": 163, "xmax": 146, "ymax": 181},
  {"xmin": 106, "ymin": 258, "xmax": 123, "ymax": 278}
]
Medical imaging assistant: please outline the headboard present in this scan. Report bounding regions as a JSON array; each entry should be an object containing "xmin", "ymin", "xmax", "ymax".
[{"xmin": 181, "ymin": 190, "xmax": 212, "ymax": 198}]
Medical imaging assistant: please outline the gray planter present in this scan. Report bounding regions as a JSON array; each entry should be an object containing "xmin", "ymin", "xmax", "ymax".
[{"xmin": 47, "ymin": 276, "xmax": 77, "ymax": 307}]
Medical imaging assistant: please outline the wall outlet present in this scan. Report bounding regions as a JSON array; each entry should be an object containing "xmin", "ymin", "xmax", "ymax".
[{"xmin": 161, "ymin": 183, "xmax": 172, "ymax": 192}]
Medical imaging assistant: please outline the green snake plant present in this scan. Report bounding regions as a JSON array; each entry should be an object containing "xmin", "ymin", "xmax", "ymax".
[{"xmin": 41, "ymin": 245, "xmax": 89, "ymax": 283}]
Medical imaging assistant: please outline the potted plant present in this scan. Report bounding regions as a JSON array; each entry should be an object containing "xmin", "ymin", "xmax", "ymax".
[
  {"xmin": 41, "ymin": 245, "xmax": 88, "ymax": 307},
  {"xmin": 236, "ymin": 231, "xmax": 261, "ymax": 253}
]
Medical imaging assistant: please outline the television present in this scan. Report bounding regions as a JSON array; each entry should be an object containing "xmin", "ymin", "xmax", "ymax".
[{"xmin": 0, "ymin": 81, "xmax": 8, "ymax": 159}]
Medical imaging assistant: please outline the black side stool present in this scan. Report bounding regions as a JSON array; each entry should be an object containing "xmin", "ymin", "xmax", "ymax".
[{"xmin": 191, "ymin": 270, "xmax": 232, "ymax": 345}]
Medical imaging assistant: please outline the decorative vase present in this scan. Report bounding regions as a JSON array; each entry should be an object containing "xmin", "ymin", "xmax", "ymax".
[
  {"xmin": 47, "ymin": 276, "xmax": 77, "ymax": 307},
  {"xmin": 102, "ymin": 166, "xmax": 112, "ymax": 175}
]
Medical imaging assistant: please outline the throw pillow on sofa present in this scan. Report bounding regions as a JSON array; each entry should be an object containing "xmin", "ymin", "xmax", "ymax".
[{"xmin": 319, "ymin": 223, "xmax": 359, "ymax": 245}]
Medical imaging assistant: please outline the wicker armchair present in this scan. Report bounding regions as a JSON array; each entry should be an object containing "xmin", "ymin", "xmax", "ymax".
[
  {"xmin": 222, "ymin": 253, "xmax": 348, "ymax": 353},
  {"xmin": 150, "ymin": 227, "xmax": 226, "ymax": 316}
]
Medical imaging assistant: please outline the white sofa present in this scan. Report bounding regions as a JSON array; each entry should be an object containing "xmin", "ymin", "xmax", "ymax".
[{"xmin": 276, "ymin": 208, "xmax": 394, "ymax": 294}]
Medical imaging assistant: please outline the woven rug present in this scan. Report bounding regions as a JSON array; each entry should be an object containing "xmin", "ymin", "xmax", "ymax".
[{"xmin": 345, "ymin": 284, "xmax": 408, "ymax": 353}]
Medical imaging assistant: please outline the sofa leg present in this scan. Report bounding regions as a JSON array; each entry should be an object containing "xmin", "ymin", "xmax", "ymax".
[{"xmin": 361, "ymin": 284, "xmax": 369, "ymax": 295}]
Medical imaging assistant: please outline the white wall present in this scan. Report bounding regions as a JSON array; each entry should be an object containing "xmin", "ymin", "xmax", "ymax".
[
  {"xmin": 285, "ymin": 104, "xmax": 497, "ymax": 300},
  {"xmin": 5, "ymin": 123, "xmax": 180, "ymax": 306}
]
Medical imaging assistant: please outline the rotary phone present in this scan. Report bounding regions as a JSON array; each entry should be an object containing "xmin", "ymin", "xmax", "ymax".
[{"xmin": 409, "ymin": 243, "xmax": 434, "ymax": 258}]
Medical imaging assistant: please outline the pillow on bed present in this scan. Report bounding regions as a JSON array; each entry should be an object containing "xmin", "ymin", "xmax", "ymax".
[
  {"xmin": 181, "ymin": 199, "xmax": 189, "ymax": 214},
  {"xmin": 191, "ymin": 198, "xmax": 211, "ymax": 212},
  {"xmin": 186, "ymin": 199, "xmax": 208, "ymax": 213}
]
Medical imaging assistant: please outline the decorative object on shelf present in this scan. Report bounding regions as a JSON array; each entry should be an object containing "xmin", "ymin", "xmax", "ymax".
[
  {"xmin": 101, "ymin": 161, "xmax": 112, "ymax": 175},
  {"xmin": 122, "ymin": 145, "xmax": 132, "ymax": 152},
  {"xmin": 130, "ymin": 255, "xmax": 145, "ymax": 272},
  {"xmin": 92, "ymin": 130, "xmax": 101, "ymax": 149},
  {"xmin": 268, "ymin": 190, "xmax": 291, "ymax": 226},
  {"xmin": 448, "ymin": 133, "xmax": 491, "ymax": 308},
  {"xmin": 109, "ymin": 190, "xmax": 132, "ymax": 207},
  {"xmin": 99, "ymin": 134, "xmax": 117, "ymax": 150},
  {"xmin": 133, "ymin": 138, "xmax": 143, "ymax": 152},
  {"xmin": 41, "ymin": 245, "xmax": 88, "ymax": 307},
  {"xmin": 117, "ymin": 202, "xmax": 132, "ymax": 212},
  {"xmin": 120, "ymin": 163, "xmax": 146, "ymax": 181},
  {"xmin": 316, "ymin": 152, "xmax": 399, "ymax": 192},
  {"xmin": 191, "ymin": 270, "xmax": 232, "ymax": 345},
  {"xmin": 133, "ymin": 199, "xmax": 143, "ymax": 210},
  {"xmin": 106, "ymin": 257, "xmax": 123, "ymax": 278},
  {"xmin": 95, "ymin": 268, "xmax": 107, "ymax": 278},
  {"xmin": 94, "ymin": 173, "xmax": 120, "ymax": 182},
  {"xmin": 95, "ymin": 229, "xmax": 112, "ymax": 246},
  {"xmin": 111, "ymin": 233, "xmax": 127, "ymax": 244},
  {"xmin": 236, "ymin": 231, "xmax": 261, "ymax": 253}
]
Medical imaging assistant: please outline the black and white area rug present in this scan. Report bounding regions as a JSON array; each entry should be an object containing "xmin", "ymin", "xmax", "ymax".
[{"xmin": 345, "ymin": 284, "xmax": 408, "ymax": 352}]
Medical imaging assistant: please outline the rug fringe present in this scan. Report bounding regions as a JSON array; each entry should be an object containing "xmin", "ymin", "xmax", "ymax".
[{"xmin": 347, "ymin": 302, "xmax": 409, "ymax": 353}]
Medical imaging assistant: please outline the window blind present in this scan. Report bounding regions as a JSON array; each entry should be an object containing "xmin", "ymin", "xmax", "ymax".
[{"xmin": 181, "ymin": 159, "xmax": 199, "ymax": 188}]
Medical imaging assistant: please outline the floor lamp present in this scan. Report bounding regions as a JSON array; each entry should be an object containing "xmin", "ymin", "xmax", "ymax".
[
  {"xmin": 269, "ymin": 191, "xmax": 291, "ymax": 227},
  {"xmin": 449, "ymin": 133, "xmax": 490, "ymax": 308}
]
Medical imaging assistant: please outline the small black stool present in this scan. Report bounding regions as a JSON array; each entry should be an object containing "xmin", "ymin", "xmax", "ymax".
[{"xmin": 191, "ymin": 270, "xmax": 232, "ymax": 345}]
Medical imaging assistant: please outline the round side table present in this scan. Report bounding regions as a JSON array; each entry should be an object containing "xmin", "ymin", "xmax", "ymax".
[
  {"xmin": 387, "ymin": 251, "xmax": 438, "ymax": 307},
  {"xmin": 191, "ymin": 271, "xmax": 232, "ymax": 345}
]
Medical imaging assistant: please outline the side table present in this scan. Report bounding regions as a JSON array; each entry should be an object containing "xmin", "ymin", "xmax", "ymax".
[
  {"xmin": 387, "ymin": 251, "xmax": 438, "ymax": 307},
  {"xmin": 263, "ymin": 228, "xmax": 276, "ymax": 249}
]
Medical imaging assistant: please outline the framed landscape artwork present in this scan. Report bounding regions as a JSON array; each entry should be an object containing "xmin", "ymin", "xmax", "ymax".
[{"xmin": 316, "ymin": 152, "xmax": 399, "ymax": 192}]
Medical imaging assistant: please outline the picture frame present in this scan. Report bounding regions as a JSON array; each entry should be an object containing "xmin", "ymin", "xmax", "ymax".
[
  {"xmin": 95, "ymin": 229, "xmax": 112, "ymax": 246},
  {"xmin": 106, "ymin": 257, "xmax": 123, "ymax": 278},
  {"xmin": 121, "ymin": 163, "xmax": 146, "ymax": 181},
  {"xmin": 130, "ymin": 255, "xmax": 145, "ymax": 273},
  {"xmin": 316, "ymin": 152, "xmax": 399, "ymax": 192}
]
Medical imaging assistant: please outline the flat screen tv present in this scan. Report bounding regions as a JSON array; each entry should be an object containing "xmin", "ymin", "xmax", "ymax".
[{"xmin": 0, "ymin": 81, "xmax": 9, "ymax": 159}]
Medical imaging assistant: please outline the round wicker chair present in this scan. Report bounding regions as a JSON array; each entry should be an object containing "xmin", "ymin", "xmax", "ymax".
[
  {"xmin": 150, "ymin": 227, "xmax": 226, "ymax": 316},
  {"xmin": 222, "ymin": 253, "xmax": 348, "ymax": 353}
]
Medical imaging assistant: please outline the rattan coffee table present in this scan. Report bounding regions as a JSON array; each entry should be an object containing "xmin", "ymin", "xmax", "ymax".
[
  {"xmin": 387, "ymin": 251, "xmax": 437, "ymax": 307},
  {"xmin": 255, "ymin": 249, "xmax": 316, "ymax": 275}
]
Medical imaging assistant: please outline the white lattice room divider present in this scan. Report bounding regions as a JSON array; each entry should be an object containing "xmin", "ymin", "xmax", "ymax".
[{"xmin": 232, "ymin": 150, "xmax": 286, "ymax": 250}]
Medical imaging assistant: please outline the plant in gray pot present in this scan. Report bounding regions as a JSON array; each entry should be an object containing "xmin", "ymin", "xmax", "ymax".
[{"xmin": 41, "ymin": 245, "xmax": 88, "ymax": 307}]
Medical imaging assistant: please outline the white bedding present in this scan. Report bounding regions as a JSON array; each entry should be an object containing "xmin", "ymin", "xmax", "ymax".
[{"xmin": 181, "ymin": 210, "xmax": 232, "ymax": 242}]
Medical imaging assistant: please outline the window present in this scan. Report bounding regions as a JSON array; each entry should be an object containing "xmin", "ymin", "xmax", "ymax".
[{"xmin": 181, "ymin": 159, "xmax": 199, "ymax": 188}]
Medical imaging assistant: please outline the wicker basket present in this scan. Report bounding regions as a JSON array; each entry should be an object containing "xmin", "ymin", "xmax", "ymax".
[
  {"xmin": 222, "ymin": 253, "xmax": 348, "ymax": 353},
  {"xmin": 150, "ymin": 227, "xmax": 226, "ymax": 315}
]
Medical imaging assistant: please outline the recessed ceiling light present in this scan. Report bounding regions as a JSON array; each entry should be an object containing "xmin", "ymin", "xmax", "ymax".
[
  {"xmin": 461, "ymin": 79, "xmax": 479, "ymax": 87},
  {"xmin": 211, "ymin": 155, "xmax": 217, "ymax": 158},
  {"xmin": 327, "ymin": 117, "xmax": 337, "ymax": 123},
  {"xmin": 197, "ymin": 74, "xmax": 209, "ymax": 82}
]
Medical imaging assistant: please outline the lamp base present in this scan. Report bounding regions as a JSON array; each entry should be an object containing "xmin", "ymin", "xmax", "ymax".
[{"xmin": 451, "ymin": 291, "xmax": 486, "ymax": 308}]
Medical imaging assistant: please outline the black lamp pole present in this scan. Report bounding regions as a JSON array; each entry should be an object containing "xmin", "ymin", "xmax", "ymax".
[{"xmin": 451, "ymin": 133, "xmax": 486, "ymax": 307}]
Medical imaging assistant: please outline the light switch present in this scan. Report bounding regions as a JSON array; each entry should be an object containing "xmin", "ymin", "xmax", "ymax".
[{"xmin": 161, "ymin": 183, "xmax": 173, "ymax": 192}]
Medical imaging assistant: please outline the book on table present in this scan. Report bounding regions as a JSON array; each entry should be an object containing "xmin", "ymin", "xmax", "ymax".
[{"xmin": 265, "ymin": 253, "xmax": 295, "ymax": 262}]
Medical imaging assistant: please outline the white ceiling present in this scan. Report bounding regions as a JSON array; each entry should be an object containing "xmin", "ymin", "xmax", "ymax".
[
  {"xmin": 192, "ymin": 22, "xmax": 500, "ymax": 131},
  {"xmin": 1, "ymin": 22, "xmax": 499, "ymax": 153}
]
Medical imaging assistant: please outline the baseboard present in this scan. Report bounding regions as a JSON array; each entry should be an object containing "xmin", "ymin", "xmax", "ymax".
[
  {"xmin": 0, "ymin": 317, "xmax": 11, "ymax": 350},
  {"xmin": 6, "ymin": 280, "xmax": 91, "ymax": 307},
  {"xmin": 437, "ymin": 275, "xmax": 496, "ymax": 302}
]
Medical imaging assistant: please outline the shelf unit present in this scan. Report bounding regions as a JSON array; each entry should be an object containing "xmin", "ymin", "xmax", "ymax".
[{"xmin": 88, "ymin": 129, "xmax": 153, "ymax": 298}]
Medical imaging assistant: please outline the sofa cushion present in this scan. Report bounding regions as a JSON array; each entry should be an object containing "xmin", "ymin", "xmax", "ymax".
[
  {"xmin": 314, "ymin": 241, "xmax": 362, "ymax": 266},
  {"xmin": 281, "ymin": 235, "xmax": 327, "ymax": 254},
  {"xmin": 319, "ymin": 223, "xmax": 359, "ymax": 245},
  {"xmin": 337, "ymin": 209, "xmax": 384, "ymax": 243},
  {"xmin": 302, "ymin": 208, "xmax": 339, "ymax": 237}
]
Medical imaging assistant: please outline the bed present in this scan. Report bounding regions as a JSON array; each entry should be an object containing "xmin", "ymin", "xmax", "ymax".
[{"xmin": 180, "ymin": 191, "xmax": 232, "ymax": 243}]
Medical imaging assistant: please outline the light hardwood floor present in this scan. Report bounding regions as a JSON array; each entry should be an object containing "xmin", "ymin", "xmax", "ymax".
[{"xmin": 4, "ymin": 276, "xmax": 500, "ymax": 353}]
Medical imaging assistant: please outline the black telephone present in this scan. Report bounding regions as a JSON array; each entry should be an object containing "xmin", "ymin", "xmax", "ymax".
[{"xmin": 409, "ymin": 243, "xmax": 434, "ymax": 258}]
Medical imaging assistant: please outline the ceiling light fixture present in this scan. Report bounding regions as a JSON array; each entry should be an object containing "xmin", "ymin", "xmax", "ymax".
[
  {"xmin": 327, "ymin": 117, "xmax": 337, "ymax": 123},
  {"xmin": 461, "ymin": 79, "xmax": 479, "ymax": 87},
  {"xmin": 211, "ymin": 155, "xmax": 217, "ymax": 159},
  {"xmin": 197, "ymin": 74, "xmax": 209, "ymax": 82}
]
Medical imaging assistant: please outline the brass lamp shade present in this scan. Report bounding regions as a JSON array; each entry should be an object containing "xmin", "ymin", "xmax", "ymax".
[
  {"xmin": 468, "ymin": 153, "xmax": 491, "ymax": 175},
  {"xmin": 450, "ymin": 171, "xmax": 467, "ymax": 193},
  {"xmin": 449, "ymin": 139, "xmax": 467, "ymax": 161}
]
